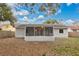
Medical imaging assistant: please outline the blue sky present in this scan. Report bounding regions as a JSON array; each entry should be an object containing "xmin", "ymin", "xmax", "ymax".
[
  {"xmin": 8, "ymin": 3, "xmax": 79, "ymax": 24},
  {"xmin": 54, "ymin": 3, "xmax": 79, "ymax": 20}
]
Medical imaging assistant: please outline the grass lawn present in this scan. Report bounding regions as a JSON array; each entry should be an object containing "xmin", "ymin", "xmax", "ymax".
[{"xmin": 0, "ymin": 37, "xmax": 79, "ymax": 56}]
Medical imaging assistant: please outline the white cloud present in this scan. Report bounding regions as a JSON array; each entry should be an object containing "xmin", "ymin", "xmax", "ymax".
[
  {"xmin": 66, "ymin": 3, "xmax": 72, "ymax": 6},
  {"xmin": 22, "ymin": 17, "xmax": 29, "ymax": 21},
  {"xmin": 17, "ymin": 10, "xmax": 29, "ymax": 16},
  {"xmin": 7, "ymin": 4, "xmax": 29, "ymax": 16},
  {"xmin": 37, "ymin": 15, "xmax": 44, "ymax": 19},
  {"xmin": 21, "ymin": 16, "xmax": 30, "ymax": 24},
  {"xmin": 29, "ymin": 15, "xmax": 45, "ymax": 24},
  {"xmin": 66, "ymin": 19, "xmax": 74, "ymax": 23},
  {"xmin": 64, "ymin": 19, "xmax": 75, "ymax": 25},
  {"xmin": 17, "ymin": 16, "xmax": 30, "ymax": 24},
  {"xmin": 55, "ymin": 9, "xmax": 61, "ymax": 15},
  {"xmin": 30, "ymin": 18, "xmax": 37, "ymax": 22}
]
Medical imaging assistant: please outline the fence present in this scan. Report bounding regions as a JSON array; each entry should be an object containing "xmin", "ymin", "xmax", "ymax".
[
  {"xmin": 68, "ymin": 32, "xmax": 79, "ymax": 37},
  {"xmin": 0, "ymin": 31, "xmax": 15, "ymax": 38}
]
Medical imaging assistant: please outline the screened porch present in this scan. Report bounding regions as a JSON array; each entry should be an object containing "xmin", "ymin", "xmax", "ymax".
[{"xmin": 26, "ymin": 26, "xmax": 53, "ymax": 36}]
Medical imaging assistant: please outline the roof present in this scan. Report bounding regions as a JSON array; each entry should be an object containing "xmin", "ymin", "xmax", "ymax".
[
  {"xmin": 15, "ymin": 24, "xmax": 68, "ymax": 29},
  {"xmin": 68, "ymin": 26, "xmax": 79, "ymax": 30}
]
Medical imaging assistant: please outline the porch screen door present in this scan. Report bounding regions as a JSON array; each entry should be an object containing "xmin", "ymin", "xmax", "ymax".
[
  {"xmin": 35, "ymin": 27, "xmax": 44, "ymax": 36},
  {"xmin": 26, "ymin": 27, "xmax": 34, "ymax": 36}
]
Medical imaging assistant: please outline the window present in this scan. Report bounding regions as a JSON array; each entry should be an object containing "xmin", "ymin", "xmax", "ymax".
[{"xmin": 59, "ymin": 29, "xmax": 63, "ymax": 33}]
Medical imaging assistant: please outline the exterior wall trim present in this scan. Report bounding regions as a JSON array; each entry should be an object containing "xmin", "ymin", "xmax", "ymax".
[{"xmin": 24, "ymin": 36, "xmax": 55, "ymax": 41}]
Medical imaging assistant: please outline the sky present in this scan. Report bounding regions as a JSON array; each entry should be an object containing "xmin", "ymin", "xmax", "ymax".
[{"xmin": 7, "ymin": 3, "xmax": 79, "ymax": 25}]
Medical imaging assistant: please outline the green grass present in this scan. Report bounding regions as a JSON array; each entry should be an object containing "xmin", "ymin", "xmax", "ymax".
[{"xmin": 50, "ymin": 37, "xmax": 79, "ymax": 56}]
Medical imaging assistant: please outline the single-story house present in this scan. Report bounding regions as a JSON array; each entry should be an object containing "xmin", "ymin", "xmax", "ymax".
[
  {"xmin": 68, "ymin": 26, "xmax": 79, "ymax": 32},
  {"xmin": 68, "ymin": 26, "xmax": 79, "ymax": 37},
  {"xmin": 0, "ymin": 21, "xmax": 15, "ymax": 31},
  {"xmin": 15, "ymin": 23, "xmax": 68, "ymax": 41}
]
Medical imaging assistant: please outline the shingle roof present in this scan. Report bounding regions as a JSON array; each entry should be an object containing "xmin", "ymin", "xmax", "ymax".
[
  {"xmin": 69, "ymin": 26, "xmax": 79, "ymax": 30},
  {"xmin": 15, "ymin": 24, "xmax": 68, "ymax": 29}
]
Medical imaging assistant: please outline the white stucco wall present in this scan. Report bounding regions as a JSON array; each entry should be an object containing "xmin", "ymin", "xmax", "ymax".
[
  {"xmin": 15, "ymin": 28, "xmax": 25, "ymax": 38},
  {"xmin": 77, "ymin": 30, "xmax": 79, "ymax": 32},
  {"xmin": 25, "ymin": 36, "xmax": 55, "ymax": 41},
  {"xmin": 68, "ymin": 28, "xmax": 73, "ymax": 32},
  {"xmin": 53, "ymin": 28, "xmax": 68, "ymax": 38}
]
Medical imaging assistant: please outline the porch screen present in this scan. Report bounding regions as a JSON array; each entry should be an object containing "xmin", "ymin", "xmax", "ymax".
[
  {"xmin": 35, "ymin": 27, "xmax": 44, "ymax": 36},
  {"xmin": 26, "ymin": 27, "xmax": 53, "ymax": 36},
  {"xmin": 45, "ymin": 27, "xmax": 53, "ymax": 36},
  {"xmin": 26, "ymin": 27, "xmax": 34, "ymax": 36}
]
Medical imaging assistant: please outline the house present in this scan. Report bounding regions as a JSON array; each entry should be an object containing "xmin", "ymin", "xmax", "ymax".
[
  {"xmin": 15, "ymin": 23, "xmax": 68, "ymax": 41},
  {"xmin": 68, "ymin": 26, "xmax": 79, "ymax": 37},
  {"xmin": 68, "ymin": 26, "xmax": 79, "ymax": 32},
  {"xmin": 0, "ymin": 21, "xmax": 15, "ymax": 31}
]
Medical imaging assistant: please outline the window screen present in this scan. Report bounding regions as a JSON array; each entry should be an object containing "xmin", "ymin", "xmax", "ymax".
[
  {"xmin": 26, "ymin": 27, "xmax": 34, "ymax": 36},
  {"xmin": 26, "ymin": 27, "xmax": 53, "ymax": 36},
  {"xmin": 45, "ymin": 27, "xmax": 53, "ymax": 36},
  {"xmin": 35, "ymin": 27, "xmax": 44, "ymax": 36}
]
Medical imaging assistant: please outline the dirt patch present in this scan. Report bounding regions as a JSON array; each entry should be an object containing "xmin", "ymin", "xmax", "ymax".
[{"xmin": 0, "ymin": 37, "xmax": 79, "ymax": 56}]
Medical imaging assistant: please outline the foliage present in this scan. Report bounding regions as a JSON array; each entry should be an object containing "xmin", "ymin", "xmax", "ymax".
[
  {"xmin": 0, "ymin": 3, "xmax": 17, "ymax": 26},
  {"xmin": 43, "ymin": 19, "xmax": 58, "ymax": 24},
  {"xmin": 0, "ymin": 3, "xmax": 60, "ymax": 25},
  {"xmin": 18, "ymin": 3, "xmax": 60, "ymax": 16}
]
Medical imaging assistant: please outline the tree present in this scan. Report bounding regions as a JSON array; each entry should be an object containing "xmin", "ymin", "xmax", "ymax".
[
  {"xmin": 18, "ymin": 3, "xmax": 60, "ymax": 16},
  {"xmin": 43, "ymin": 19, "xmax": 58, "ymax": 24},
  {"xmin": 0, "ymin": 3, "xmax": 17, "ymax": 26}
]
